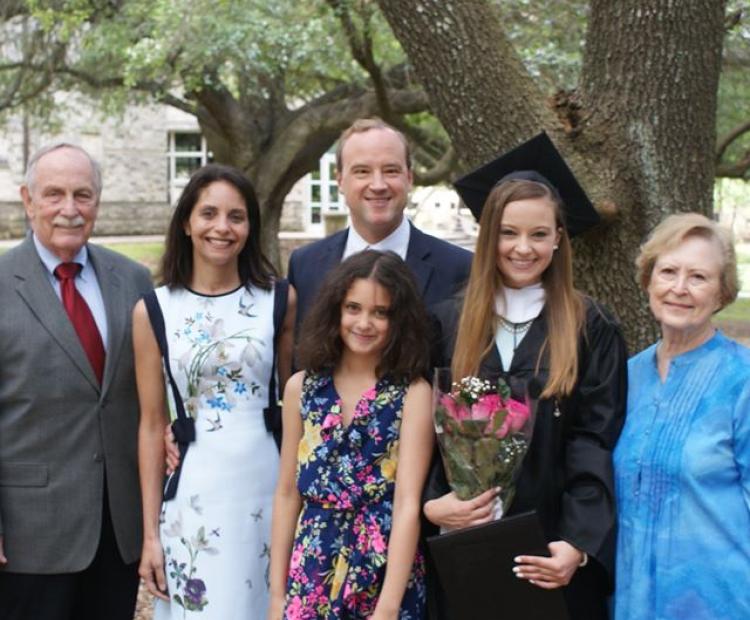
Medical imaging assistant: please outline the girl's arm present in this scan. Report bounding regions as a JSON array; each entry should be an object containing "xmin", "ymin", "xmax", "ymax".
[
  {"xmin": 133, "ymin": 300, "xmax": 170, "ymax": 601},
  {"xmin": 267, "ymin": 371, "xmax": 305, "ymax": 620},
  {"xmin": 277, "ymin": 284, "xmax": 297, "ymax": 392},
  {"xmin": 371, "ymin": 378, "xmax": 434, "ymax": 619}
]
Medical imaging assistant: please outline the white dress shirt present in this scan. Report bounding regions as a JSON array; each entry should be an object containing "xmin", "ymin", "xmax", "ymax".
[
  {"xmin": 33, "ymin": 234, "xmax": 109, "ymax": 349},
  {"xmin": 342, "ymin": 216, "xmax": 411, "ymax": 261}
]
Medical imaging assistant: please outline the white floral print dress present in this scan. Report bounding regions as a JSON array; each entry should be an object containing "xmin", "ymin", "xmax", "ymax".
[{"xmin": 153, "ymin": 284, "xmax": 279, "ymax": 620}]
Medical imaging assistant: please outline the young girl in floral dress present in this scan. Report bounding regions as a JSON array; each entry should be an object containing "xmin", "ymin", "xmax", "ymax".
[{"xmin": 268, "ymin": 250, "xmax": 434, "ymax": 620}]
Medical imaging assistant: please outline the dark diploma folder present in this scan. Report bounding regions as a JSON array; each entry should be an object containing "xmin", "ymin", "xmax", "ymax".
[{"xmin": 426, "ymin": 511, "xmax": 570, "ymax": 619}]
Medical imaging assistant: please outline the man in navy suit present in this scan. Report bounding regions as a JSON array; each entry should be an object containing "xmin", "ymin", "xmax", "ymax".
[{"xmin": 288, "ymin": 118, "xmax": 472, "ymax": 330}]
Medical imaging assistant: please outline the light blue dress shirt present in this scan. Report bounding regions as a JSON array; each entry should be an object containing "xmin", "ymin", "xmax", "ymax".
[
  {"xmin": 614, "ymin": 331, "xmax": 750, "ymax": 619},
  {"xmin": 32, "ymin": 234, "xmax": 109, "ymax": 349}
]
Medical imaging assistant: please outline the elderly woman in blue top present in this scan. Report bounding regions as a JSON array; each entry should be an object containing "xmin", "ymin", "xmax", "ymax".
[{"xmin": 614, "ymin": 213, "xmax": 750, "ymax": 619}]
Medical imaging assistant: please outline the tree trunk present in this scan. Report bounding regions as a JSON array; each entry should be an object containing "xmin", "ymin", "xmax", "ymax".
[{"xmin": 377, "ymin": 0, "xmax": 727, "ymax": 351}]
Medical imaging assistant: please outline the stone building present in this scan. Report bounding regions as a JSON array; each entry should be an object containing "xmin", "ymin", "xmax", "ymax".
[{"xmin": 0, "ymin": 94, "xmax": 353, "ymax": 240}]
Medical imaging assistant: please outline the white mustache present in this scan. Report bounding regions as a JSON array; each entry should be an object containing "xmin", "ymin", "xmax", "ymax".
[{"xmin": 52, "ymin": 215, "xmax": 86, "ymax": 228}]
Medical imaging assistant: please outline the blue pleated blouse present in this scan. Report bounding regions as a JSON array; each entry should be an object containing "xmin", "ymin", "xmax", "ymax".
[{"xmin": 614, "ymin": 331, "xmax": 750, "ymax": 619}]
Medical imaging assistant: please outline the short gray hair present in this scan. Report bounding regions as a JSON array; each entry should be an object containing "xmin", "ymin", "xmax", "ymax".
[
  {"xmin": 635, "ymin": 212, "xmax": 739, "ymax": 311},
  {"xmin": 24, "ymin": 143, "xmax": 103, "ymax": 198}
]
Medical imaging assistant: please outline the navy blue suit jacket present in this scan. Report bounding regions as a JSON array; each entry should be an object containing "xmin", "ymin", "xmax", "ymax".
[{"xmin": 287, "ymin": 222, "xmax": 472, "ymax": 333}]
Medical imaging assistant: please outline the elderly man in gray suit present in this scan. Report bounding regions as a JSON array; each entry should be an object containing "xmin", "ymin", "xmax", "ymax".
[{"xmin": 0, "ymin": 144, "xmax": 152, "ymax": 620}]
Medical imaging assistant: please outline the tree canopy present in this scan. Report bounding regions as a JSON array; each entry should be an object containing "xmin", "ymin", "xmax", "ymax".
[
  {"xmin": 1, "ymin": 0, "xmax": 747, "ymax": 346},
  {"xmin": 0, "ymin": 0, "xmax": 453, "ymax": 262}
]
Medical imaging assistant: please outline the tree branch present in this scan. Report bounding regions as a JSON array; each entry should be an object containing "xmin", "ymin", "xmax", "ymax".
[
  {"xmin": 0, "ymin": 0, "xmax": 27, "ymax": 19},
  {"xmin": 326, "ymin": 0, "xmax": 392, "ymax": 117},
  {"xmin": 716, "ymin": 119, "xmax": 750, "ymax": 162},
  {"xmin": 715, "ymin": 150, "xmax": 750, "ymax": 178},
  {"xmin": 413, "ymin": 146, "xmax": 458, "ymax": 186}
]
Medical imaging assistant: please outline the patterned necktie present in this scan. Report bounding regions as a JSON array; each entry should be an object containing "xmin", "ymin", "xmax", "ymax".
[{"xmin": 53, "ymin": 262, "xmax": 106, "ymax": 384}]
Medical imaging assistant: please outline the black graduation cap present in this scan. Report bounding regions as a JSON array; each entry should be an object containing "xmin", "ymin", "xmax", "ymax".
[{"xmin": 453, "ymin": 132, "xmax": 600, "ymax": 237}]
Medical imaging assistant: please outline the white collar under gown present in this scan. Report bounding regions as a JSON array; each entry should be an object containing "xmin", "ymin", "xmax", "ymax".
[
  {"xmin": 493, "ymin": 283, "xmax": 545, "ymax": 371},
  {"xmin": 153, "ymin": 284, "xmax": 279, "ymax": 620}
]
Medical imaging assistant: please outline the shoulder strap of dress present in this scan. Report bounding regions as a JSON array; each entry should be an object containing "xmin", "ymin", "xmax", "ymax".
[
  {"xmin": 142, "ymin": 289, "xmax": 195, "ymax": 500},
  {"xmin": 264, "ymin": 278, "xmax": 289, "ymax": 451}
]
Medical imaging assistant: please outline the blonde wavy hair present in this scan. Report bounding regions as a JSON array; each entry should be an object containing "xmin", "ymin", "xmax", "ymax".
[
  {"xmin": 452, "ymin": 179, "xmax": 585, "ymax": 398},
  {"xmin": 635, "ymin": 212, "xmax": 739, "ymax": 311}
]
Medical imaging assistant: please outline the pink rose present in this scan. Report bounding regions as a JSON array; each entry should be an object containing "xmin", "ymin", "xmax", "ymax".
[
  {"xmin": 362, "ymin": 387, "xmax": 377, "ymax": 400},
  {"xmin": 495, "ymin": 415, "xmax": 512, "ymax": 439},
  {"xmin": 440, "ymin": 394, "xmax": 470, "ymax": 421},
  {"xmin": 472, "ymin": 393, "xmax": 502, "ymax": 421},
  {"xmin": 506, "ymin": 398, "xmax": 530, "ymax": 432}
]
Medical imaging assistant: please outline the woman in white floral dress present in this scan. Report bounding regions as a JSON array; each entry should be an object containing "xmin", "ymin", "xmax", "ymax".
[{"xmin": 134, "ymin": 164, "xmax": 295, "ymax": 619}]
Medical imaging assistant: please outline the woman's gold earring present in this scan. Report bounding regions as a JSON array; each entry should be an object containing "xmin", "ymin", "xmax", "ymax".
[{"xmin": 553, "ymin": 245, "xmax": 559, "ymax": 250}]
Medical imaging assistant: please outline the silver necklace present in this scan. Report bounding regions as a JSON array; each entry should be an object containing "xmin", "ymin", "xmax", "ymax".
[{"xmin": 498, "ymin": 316, "xmax": 534, "ymax": 351}]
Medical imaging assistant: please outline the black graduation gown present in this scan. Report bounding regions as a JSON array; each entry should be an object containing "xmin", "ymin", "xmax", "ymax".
[{"xmin": 424, "ymin": 297, "xmax": 628, "ymax": 619}]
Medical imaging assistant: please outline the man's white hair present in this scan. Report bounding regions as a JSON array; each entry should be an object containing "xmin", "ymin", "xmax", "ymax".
[{"xmin": 24, "ymin": 142, "xmax": 103, "ymax": 198}]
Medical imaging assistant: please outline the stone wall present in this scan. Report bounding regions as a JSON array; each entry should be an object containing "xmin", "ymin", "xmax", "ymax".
[
  {"xmin": 0, "ymin": 93, "xmax": 314, "ymax": 238},
  {"xmin": 0, "ymin": 202, "xmax": 26, "ymax": 239}
]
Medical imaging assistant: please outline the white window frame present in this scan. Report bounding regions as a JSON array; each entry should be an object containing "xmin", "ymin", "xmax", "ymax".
[
  {"xmin": 308, "ymin": 152, "xmax": 344, "ymax": 232},
  {"xmin": 167, "ymin": 131, "xmax": 211, "ymax": 204}
]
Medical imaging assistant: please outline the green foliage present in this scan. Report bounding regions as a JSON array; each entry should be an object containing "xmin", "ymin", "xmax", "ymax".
[
  {"xmin": 493, "ymin": 0, "xmax": 588, "ymax": 91},
  {"xmin": 23, "ymin": 0, "xmax": 405, "ymax": 110},
  {"xmin": 717, "ymin": 0, "xmax": 750, "ymax": 176},
  {"xmin": 2, "ymin": 0, "xmax": 746, "ymax": 184}
]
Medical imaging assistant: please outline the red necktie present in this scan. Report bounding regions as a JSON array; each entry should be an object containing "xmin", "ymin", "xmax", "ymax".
[{"xmin": 54, "ymin": 262, "xmax": 106, "ymax": 385}]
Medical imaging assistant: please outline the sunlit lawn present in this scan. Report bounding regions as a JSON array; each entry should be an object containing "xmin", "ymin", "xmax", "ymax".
[
  {"xmin": 101, "ymin": 241, "xmax": 164, "ymax": 276},
  {"xmin": 718, "ymin": 297, "xmax": 750, "ymax": 322}
]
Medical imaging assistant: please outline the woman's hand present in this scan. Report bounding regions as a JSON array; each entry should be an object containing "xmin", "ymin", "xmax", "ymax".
[
  {"xmin": 138, "ymin": 536, "xmax": 170, "ymax": 601},
  {"xmin": 266, "ymin": 593, "xmax": 286, "ymax": 620},
  {"xmin": 513, "ymin": 540, "xmax": 584, "ymax": 589},
  {"xmin": 423, "ymin": 487, "xmax": 498, "ymax": 530}
]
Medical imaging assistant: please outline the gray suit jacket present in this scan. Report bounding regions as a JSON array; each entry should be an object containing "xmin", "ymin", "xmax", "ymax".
[{"xmin": 0, "ymin": 236, "xmax": 152, "ymax": 574}]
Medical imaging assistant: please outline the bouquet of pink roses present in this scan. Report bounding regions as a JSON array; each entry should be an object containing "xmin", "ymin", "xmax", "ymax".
[{"xmin": 433, "ymin": 370, "xmax": 535, "ymax": 518}]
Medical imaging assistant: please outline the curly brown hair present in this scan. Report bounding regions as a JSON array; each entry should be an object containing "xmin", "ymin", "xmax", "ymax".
[{"xmin": 296, "ymin": 250, "xmax": 429, "ymax": 382}]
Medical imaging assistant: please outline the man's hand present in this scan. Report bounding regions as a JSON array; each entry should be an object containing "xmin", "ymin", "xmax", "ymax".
[
  {"xmin": 164, "ymin": 423, "xmax": 180, "ymax": 474},
  {"xmin": 139, "ymin": 537, "xmax": 169, "ymax": 601}
]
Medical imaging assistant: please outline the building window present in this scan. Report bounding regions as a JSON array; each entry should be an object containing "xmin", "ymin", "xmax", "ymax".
[
  {"xmin": 308, "ymin": 152, "xmax": 343, "ymax": 229},
  {"xmin": 167, "ymin": 131, "xmax": 211, "ymax": 204}
]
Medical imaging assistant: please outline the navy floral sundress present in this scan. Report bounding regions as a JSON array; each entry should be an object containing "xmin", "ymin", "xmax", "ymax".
[{"xmin": 283, "ymin": 372, "xmax": 426, "ymax": 619}]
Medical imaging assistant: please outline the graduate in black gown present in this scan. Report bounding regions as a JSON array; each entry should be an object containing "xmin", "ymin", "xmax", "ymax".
[{"xmin": 423, "ymin": 134, "xmax": 627, "ymax": 619}]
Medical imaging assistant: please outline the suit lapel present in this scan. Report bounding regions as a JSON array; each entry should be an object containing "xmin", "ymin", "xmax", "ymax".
[
  {"xmin": 88, "ymin": 245, "xmax": 124, "ymax": 397},
  {"xmin": 325, "ymin": 229, "xmax": 348, "ymax": 269},
  {"xmin": 404, "ymin": 224, "xmax": 434, "ymax": 297},
  {"xmin": 13, "ymin": 237, "xmax": 100, "ymax": 390}
]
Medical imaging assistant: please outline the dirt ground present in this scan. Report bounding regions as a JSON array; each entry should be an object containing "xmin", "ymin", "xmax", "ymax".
[{"xmin": 134, "ymin": 585, "xmax": 154, "ymax": 620}]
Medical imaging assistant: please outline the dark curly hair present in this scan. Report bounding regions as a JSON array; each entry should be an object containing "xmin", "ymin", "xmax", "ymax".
[
  {"xmin": 297, "ymin": 250, "xmax": 429, "ymax": 382},
  {"xmin": 159, "ymin": 163, "xmax": 275, "ymax": 290}
]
